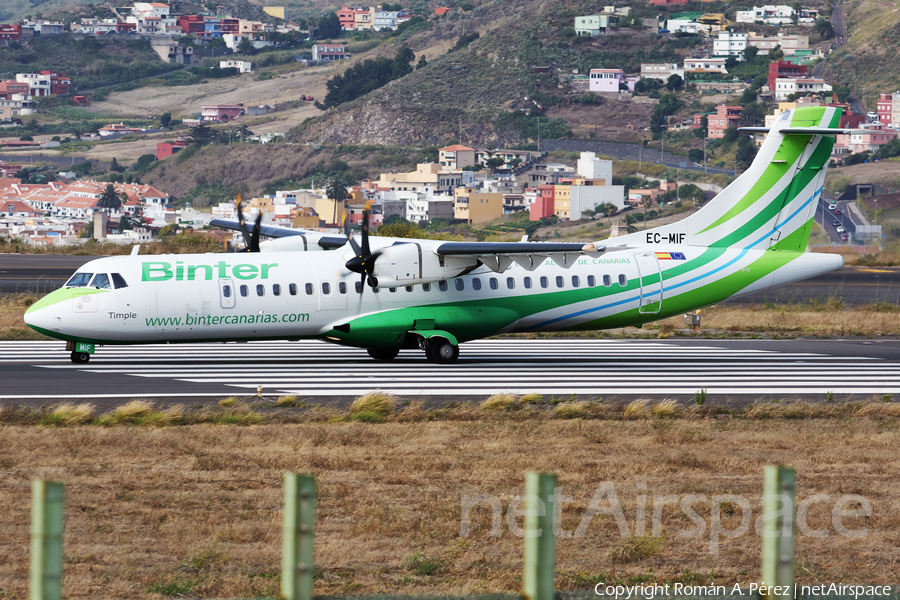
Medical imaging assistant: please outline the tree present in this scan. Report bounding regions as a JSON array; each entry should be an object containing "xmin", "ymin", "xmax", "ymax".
[
  {"xmin": 640, "ymin": 196, "xmax": 653, "ymax": 228},
  {"xmin": 98, "ymin": 183, "xmax": 122, "ymax": 212},
  {"xmin": 742, "ymin": 46, "xmax": 759, "ymax": 63},
  {"xmin": 814, "ymin": 18, "xmax": 835, "ymax": 40},
  {"xmin": 878, "ymin": 138, "xmax": 900, "ymax": 159},
  {"xmin": 739, "ymin": 102, "xmax": 766, "ymax": 127},
  {"xmin": 160, "ymin": 112, "xmax": 172, "ymax": 128},
  {"xmin": 325, "ymin": 178, "xmax": 349, "ymax": 225},
  {"xmin": 187, "ymin": 123, "xmax": 215, "ymax": 146},
  {"xmin": 739, "ymin": 88, "xmax": 757, "ymax": 106},
  {"xmin": 693, "ymin": 115, "xmax": 708, "ymax": 138},
  {"xmin": 485, "ymin": 156, "xmax": 505, "ymax": 173},
  {"xmin": 416, "ymin": 54, "xmax": 427, "ymax": 70},
  {"xmin": 392, "ymin": 44, "xmax": 415, "ymax": 78},
  {"xmin": 678, "ymin": 184, "xmax": 704, "ymax": 204},
  {"xmin": 110, "ymin": 157, "xmax": 125, "ymax": 173},
  {"xmin": 602, "ymin": 203, "xmax": 618, "ymax": 222},
  {"xmin": 316, "ymin": 11, "xmax": 342, "ymax": 39},
  {"xmin": 509, "ymin": 158, "xmax": 523, "ymax": 170},
  {"xmin": 735, "ymin": 137, "xmax": 758, "ymax": 171},
  {"xmin": 769, "ymin": 45, "xmax": 784, "ymax": 62},
  {"xmin": 237, "ymin": 36, "xmax": 256, "ymax": 55},
  {"xmin": 688, "ymin": 148, "xmax": 704, "ymax": 163},
  {"xmin": 666, "ymin": 74, "xmax": 684, "ymax": 92}
]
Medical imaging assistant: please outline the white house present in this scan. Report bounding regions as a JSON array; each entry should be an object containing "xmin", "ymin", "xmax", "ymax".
[
  {"xmin": 774, "ymin": 77, "xmax": 832, "ymax": 101},
  {"xmin": 576, "ymin": 152, "xmax": 613, "ymax": 182},
  {"xmin": 683, "ymin": 58, "xmax": 728, "ymax": 74},
  {"xmin": 666, "ymin": 17, "xmax": 700, "ymax": 34},
  {"xmin": 589, "ymin": 69, "xmax": 631, "ymax": 93},
  {"xmin": 713, "ymin": 31, "xmax": 748, "ymax": 58},
  {"xmin": 575, "ymin": 15, "xmax": 607, "ymax": 37},
  {"xmin": 640, "ymin": 63, "xmax": 685, "ymax": 82},
  {"xmin": 220, "ymin": 60, "xmax": 252, "ymax": 73},
  {"xmin": 312, "ymin": 43, "xmax": 347, "ymax": 61}
]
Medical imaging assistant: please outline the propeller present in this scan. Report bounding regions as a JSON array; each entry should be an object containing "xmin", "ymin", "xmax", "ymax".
[
  {"xmin": 235, "ymin": 193, "xmax": 262, "ymax": 253},
  {"xmin": 344, "ymin": 206, "xmax": 379, "ymax": 291}
]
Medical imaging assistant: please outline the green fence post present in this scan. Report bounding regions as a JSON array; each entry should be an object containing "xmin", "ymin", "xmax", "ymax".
[
  {"xmin": 523, "ymin": 472, "xmax": 557, "ymax": 600},
  {"xmin": 30, "ymin": 480, "xmax": 64, "ymax": 600},
  {"xmin": 761, "ymin": 466, "xmax": 796, "ymax": 600},
  {"xmin": 282, "ymin": 473, "xmax": 316, "ymax": 600}
]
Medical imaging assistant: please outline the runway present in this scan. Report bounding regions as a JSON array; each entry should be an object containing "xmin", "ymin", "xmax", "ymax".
[{"xmin": 3, "ymin": 338, "xmax": 900, "ymax": 407}]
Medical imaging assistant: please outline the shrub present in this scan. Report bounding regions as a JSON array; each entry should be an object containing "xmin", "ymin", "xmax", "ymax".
[
  {"xmin": 277, "ymin": 395, "xmax": 299, "ymax": 407},
  {"xmin": 219, "ymin": 397, "xmax": 238, "ymax": 407},
  {"xmin": 350, "ymin": 392, "xmax": 396, "ymax": 417},
  {"xmin": 623, "ymin": 399, "xmax": 649, "ymax": 420},
  {"xmin": 110, "ymin": 400, "xmax": 154, "ymax": 423},
  {"xmin": 555, "ymin": 402, "xmax": 588, "ymax": 419},
  {"xmin": 481, "ymin": 393, "xmax": 518, "ymax": 411},
  {"xmin": 519, "ymin": 393, "xmax": 544, "ymax": 404},
  {"xmin": 40, "ymin": 403, "xmax": 95, "ymax": 427},
  {"xmin": 651, "ymin": 399, "xmax": 678, "ymax": 418}
]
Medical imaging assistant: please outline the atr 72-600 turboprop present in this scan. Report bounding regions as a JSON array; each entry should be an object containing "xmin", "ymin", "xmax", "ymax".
[{"xmin": 26, "ymin": 107, "xmax": 849, "ymax": 364}]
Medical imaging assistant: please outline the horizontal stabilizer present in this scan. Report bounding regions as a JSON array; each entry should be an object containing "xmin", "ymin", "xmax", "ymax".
[{"xmin": 739, "ymin": 127, "xmax": 864, "ymax": 136}]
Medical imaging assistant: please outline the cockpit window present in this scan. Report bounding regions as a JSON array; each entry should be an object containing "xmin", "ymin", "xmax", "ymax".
[
  {"xmin": 90, "ymin": 274, "xmax": 111, "ymax": 289},
  {"xmin": 65, "ymin": 273, "xmax": 93, "ymax": 287},
  {"xmin": 111, "ymin": 273, "xmax": 128, "ymax": 289}
]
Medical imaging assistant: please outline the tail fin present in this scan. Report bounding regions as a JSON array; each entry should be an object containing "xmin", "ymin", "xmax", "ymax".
[{"xmin": 616, "ymin": 106, "xmax": 843, "ymax": 251}]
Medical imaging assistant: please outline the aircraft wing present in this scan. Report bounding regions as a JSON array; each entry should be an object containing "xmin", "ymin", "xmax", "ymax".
[
  {"xmin": 208, "ymin": 218, "xmax": 347, "ymax": 249},
  {"xmin": 433, "ymin": 241, "xmax": 607, "ymax": 271}
]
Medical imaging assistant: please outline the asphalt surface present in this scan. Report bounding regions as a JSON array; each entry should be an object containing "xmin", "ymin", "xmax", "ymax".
[
  {"xmin": 3, "ymin": 338, "xmax": 900, "ymax": 407},
  {"xmin": 543, "ymin": 139, "xmax": 736, "ymax": 176},
  {"xmin": 3, "ymin": 253, "xmax": 898, "ymax": 305}
]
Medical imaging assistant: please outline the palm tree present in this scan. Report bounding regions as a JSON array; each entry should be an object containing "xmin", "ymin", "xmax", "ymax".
[
  {"xmin": 325, "ymin": 179, "xmax": 349, "ymax": 226},
  {"xmin": 98, "ymin": 183, "xmax": 122, "ymax": 213},
  {"xmin": 641, "ymin": 196, "xmax": 653, "ymax": 229},
  {"xmin": 813, "ymin": 17, "xmax": 835, "ymax": 40}
]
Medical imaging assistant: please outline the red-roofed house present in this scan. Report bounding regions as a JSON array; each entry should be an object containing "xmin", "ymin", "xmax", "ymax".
[
  {"xmin": 0, "ymin": 200, "xmax": 39, "ymax": 217},
  {"xmin": 435, "ymin": 7, "xmax": 451, "ymax": 15},
  {"xmin": 0, "ymin": 80, "xmax": 30, "ymax": 100},
  {"xmin": 707, "ymin": 105, "xmax": 743, "ymax": 139},
  {"xmin": 0, "ymin": 25, "xmax": 22, "ymax": 40},
  {"xmin": 439, "ymin": 144, "xmax": 476, "ymax": 170}
]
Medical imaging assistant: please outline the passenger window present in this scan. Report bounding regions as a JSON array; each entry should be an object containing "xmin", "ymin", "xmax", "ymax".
[
  {"xmin": 389, "ymin": 287, "xmax": 397, "ymax": 293},
  {"xmin": 455, "ymin": 279, "xmax": 464, "ymax": 291},
  {"xmin": 373, "ymin": 286, "xmax": 380, "ymax": 293},
  {"xmin": 423, "ymin": 283, "xmax": 431, "ymax": 292},
  {"xmin": 322, "ymin": 282, "xmax": 331, "ymax": 295},
  {"xmin": 588, "ymin": 275, "xmax": 596, "ymax": 287},
  {"xmin": 256, "ymin": 284, "xmax": 265, "ymax": 296},
  {"xmin": 91, "ymin": 273, "xmax": 111, "ymax": 289},
  {"xmin": 406, "ymin": 286, "xmax": 413, "ymax": 292},
  {"xmin": 489, "ymin": 278, "xmax": 499, "ymax": 290},
  {"xmin": 556, "ymin": 276, "xmax": 564, "ymax": 288},
  {"xmin": 439, "ymin": 281, "xmax": 448, "ymax": 291},
  {"xmin": 540, "ymin": 276, "xmax": 548, "ymax": 288},
  {"xmin": 603, "ymin": 275, "xmax": 612, "ymax": 287},
  {"xmin": 618, "ymin": 274, "xmax": 628, "ymax": 287},
  {"xmin": 111, "ymin": 273, "xmax": 128, "ymax": 289},
  {"xmin": 524, "ymin": 277, "xmax": 532, "ymax": 289},
  {"xmin": 65, "ymin": 273, "xmax": 93, "ymax": 287},
  {"xmin": 507, "ymin": 277, "xmax": 515, "ymax": 289},
  {"xmin": 572, "ymin": 276, "xmax": 580, "ymax": 288},
  {"xmin": 339, "ymin": 282, "xmax": 347, "ymax": 294},
  {"xmin": 223, "ymin": 285, "xmax": 231, "ymax": 298},
  {"xmin": 240, "ymin": 285, "xmax": 249, "ymax": 297},
  {"xmin": 273, "ymin": 284, "xmax": 281, "ymax": 296},
  {"xmin": 289, "ymin": 283, "xmax": 297, "ymax": 295},
  {"xmin": 305, "ymin": 283, "xmax": 313, "ymax": 295},
  {"xmin": 472, "ymin": 278, "xmax": 481, "ymax": 290},
  {"xmin": 355, "ymin": 281, "xmax": 363, "ymax": 293}
]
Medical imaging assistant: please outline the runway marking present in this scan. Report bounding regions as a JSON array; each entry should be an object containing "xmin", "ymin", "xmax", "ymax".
[{"xmin": 4, "ymin": 339, "xmax": 900, "ymax": 399}]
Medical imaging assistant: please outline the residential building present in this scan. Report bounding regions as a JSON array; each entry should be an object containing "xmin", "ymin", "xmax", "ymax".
[
  {"xmin": 263, "ymin": 7, "xmax": 287, "ymax": 19},
  {"xmin": 0, "ymin": 80, "xmax": 30, "ymax": 100},
  {"xmin": 435, "ymin": 7, "xmax": 451, "ymax": 15},
  {"xmin": 773, "ymin": 77, "xmax": 832, "ymax": 101},
  {"xmin": 99, "ymin": 123, "xmax": 146, "ymax": 136},
  {"xmin": 376, "ymin": 163, "xmax": 474, "ymax": 193},
  {"xmin": 454, "ymin": 187, "xmax": 504, "ymax": 224},
  {"xmin": 768, "ymin": 61, "xmax": 808, "ymax": 92},
  {"xmin": 0, "ymin": 99, "xmax": 37, "ymax": 121},
  {"xmin": 576, "ymin": 152, "xmax": 612, "ymax": 181},
  {"xmin": 696, "ymin": 13, "xmax": 728, "ymax": 34},
  {"xmin": 666, "ymin": 11, "xmax": 702, "ymax": 33},
  {"xmin": 220, "ymin": 60, "xmax": 252, "ymax": 73},
  {"xmin": 354, "ymin": 8, "xmax": 374, "ymax": 29},
  {"xmin": 0, "ymin": 200, "xmax": 39, "ymax": 217},
  {"xmin": 373, "ymin": 11, "xmax": 402, "ymax": 30},
  {"xmin": 312, "ymin": 43, "xmax": 347, "ymax": 61},
  {"xmin": 835, "ymin": 122, "xmax": 898, "ymax": 155},
  {"xmin": 156, "ymin": 138, "xmax": 189, "ymax": 161},
  {"xmin": 735, "ymin": 5, "xmax": 795, "ymax": 25},
  {"xmin": 649, "ymin": 0, "xmax": 689, "ymax": 6},
  {"xmin": 132, "ymin": 2, "xmax": 171, "ymax": 19},
  {"xmin": 589, "ymin": 69, "xmax": 633, "ymax": 93},
  {"xmin": 22, "ymin": 20, "xmax": 65, "ymax": 35},
  {"xmin": 201, "ymin": 105, "xmax": 244, "ymax": 122},
  {"xmin": 747, "ymin": 32, "xmax": 809, "ymax": 55},
  {"xmin": 529, "ymin": 185, "xmax": 556, "ymax": 221},
  {"xmin": 439, "ymin": 145, "xmax": 476, "ymax": 170},
  {"xmin": 878, "ymin": 93, "xmax": 892, "ymax": 126},
  {"xmin": 713, "ymin": 31, "xmax": 748, "ymax": 58},
  {"xmin": 570, "ymin": 183, "xmax": 626, "ymax": 220},
  {"xmin": 707, "ymin": 105, "xmax": 743, "ymax": 138},
  {"xmin": 0, "ymin": 24, "xmax": 22, "ymax": 40},
  {"xmin": 640, "ymin": 63, "xmax": 684, "ymax": 82},
  {"xmin": 70, "ymin": 19, "xmax": 118, "ymax": 34},
  {"xmin": 178, "ymin": 14, "xmax": 207, "ymax": 35},
  {"xmin": 164, "ymin": 45, "xmax": 195, "ymax": 65},
  {"xmin": 575, "ymin": 15, "xmax": 608, "ymax": 37},
  {"xmin": 16, "ymin": 72, "xmax": 71, "ymax": 97},
  {"xmin": 892, "ymin": 93, "xmax": 900, "ymax": 130},
  {"xmin": 238, "ymin": 20, "xmax": 273, "ymax": 38},
  {"xmin": 476, "ymin": 148, "xmax": 536, "ymax": 169},
  {"xmin": 684, "ymin": 58, "xmax": 728, "ymax": 74},
  {"xmin": 337, "ymin": 6, "xmax": 369, "ymax": 29}
]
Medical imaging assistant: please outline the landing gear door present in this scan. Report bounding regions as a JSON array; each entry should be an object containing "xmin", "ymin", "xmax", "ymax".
[
  {"xmin": 634, "ymin": 252, "xmax": 663, "ymax": 314},
  {"xmin": 219, "ymin": 278, "xmax": 236, "ymax": 309}
]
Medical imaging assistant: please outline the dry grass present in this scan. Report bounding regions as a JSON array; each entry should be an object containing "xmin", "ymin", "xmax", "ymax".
[
  {"xmin": 651, "ymin": 399, "xmax": 679, "ymax": 418},
  {"xmin": 623, "ymin": 399, "xmax": 650, "ymax": 420},
  {"xmin": 0, "ymin": 414, "xmax": 899, "ymax": 598},
  {"xmin": 481, "ymin": 393, "xmax": 519, "ymax": 411},
  {"xmin": 40, "ymin": 403, "xmax": 95, "ymax": 427},
  {"xmin": 350, "ymin": 392, "xmax": 396, "ymax": 418},
  {"xmin": 554, "ymin": 401, "xmax": 589, "ymax": 419}
]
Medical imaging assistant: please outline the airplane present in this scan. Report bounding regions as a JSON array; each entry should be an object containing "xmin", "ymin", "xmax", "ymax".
[{"xmin": 25, "ymin": 106, "xmax": 850, "ymax": 364}]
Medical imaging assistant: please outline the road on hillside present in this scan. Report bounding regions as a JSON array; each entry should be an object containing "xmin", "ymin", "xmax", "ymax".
[
  {"xmin": 542, "ymin": 139, "xmax": 737, "ymax": 176},
  {"xmin": 3, "ymin": 254, "xmax": 900, "ymax": 306}
]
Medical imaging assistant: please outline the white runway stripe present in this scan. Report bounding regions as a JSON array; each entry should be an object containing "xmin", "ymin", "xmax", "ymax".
[{"xmin": 5, "ymin": 339, "xmax": 899, "ymax": 398}]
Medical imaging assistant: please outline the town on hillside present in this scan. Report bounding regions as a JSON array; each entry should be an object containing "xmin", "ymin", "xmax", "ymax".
[{"xmin": 0, "ymin": 1, "xmax": 895, "ymax": 250}]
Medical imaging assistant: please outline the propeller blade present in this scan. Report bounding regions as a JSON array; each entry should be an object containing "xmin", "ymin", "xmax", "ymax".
[
  {"xmin": 343, "ymin": 210, "xmax": 361, "ymax": 255},
  {"xmin": 360, "ymin": 207, "xmax": 370, "ymax": 256},
  {"xmin": 235, "ymin": 193, "xmax": 252, "ymax": 248},
  {"xmin": 248, "ymin": 213, "xmax": 262, "ymax": 252}
]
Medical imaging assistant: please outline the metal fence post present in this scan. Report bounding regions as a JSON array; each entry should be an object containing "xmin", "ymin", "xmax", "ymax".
[
  {"xmin": 30, "ymin": 480, "xmax": 64, "ymax": 600},
  {"xmin": 282, "ymin": 473, "xmax": 316, "ymax": 600},
  {"xmin": 523, "ymin": 472, "xmax": 557, "ymax": 600},
  {"xmin": 761, "ymin": 466, "xmax": 796, "ymax": 600}
]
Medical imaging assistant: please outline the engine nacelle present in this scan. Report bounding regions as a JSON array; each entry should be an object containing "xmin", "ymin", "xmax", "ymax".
[{"xmin": 371, "ymin": 242, "xmax": 477, "ymax": 288}]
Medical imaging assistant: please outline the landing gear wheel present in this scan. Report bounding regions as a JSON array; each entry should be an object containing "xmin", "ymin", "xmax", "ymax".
[
  {"xmin": 367, "ymin": 348, "xmax": 399, "ymax": 361},
  {"xmin": 428, "ymin": 338, "xmax": 459, "ymax": 364},
  {"xmin": 70, "ymin": 351, "xmax": 90, "ymax": 364}
]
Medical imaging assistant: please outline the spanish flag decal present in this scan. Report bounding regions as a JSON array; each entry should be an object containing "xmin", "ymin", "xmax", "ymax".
[{"xmin": 655, "ymin": 252, "xmax": 686, "ymax": 260}]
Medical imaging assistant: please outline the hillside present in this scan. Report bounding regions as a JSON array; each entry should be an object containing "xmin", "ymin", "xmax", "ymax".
[
  {"xmin": 290, "ymin": 0, "xmax": 698, "ymax": 146},
  {"xmin": 823, "ymin": 0, "xmax": 900, "ymax": 109}
]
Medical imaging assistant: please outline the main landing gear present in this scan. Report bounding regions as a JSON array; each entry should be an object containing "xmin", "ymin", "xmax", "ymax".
[
  {"xmin": 423, "ymin": 338, "xmax": 459, "ymax": 364},
  {"xmin": 70, "ymin": 351, "xmax": 90, "ymax": 364},
  {"xmin": 367, "ymin": 348, "xmax": 399, "ymax": 361}
]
